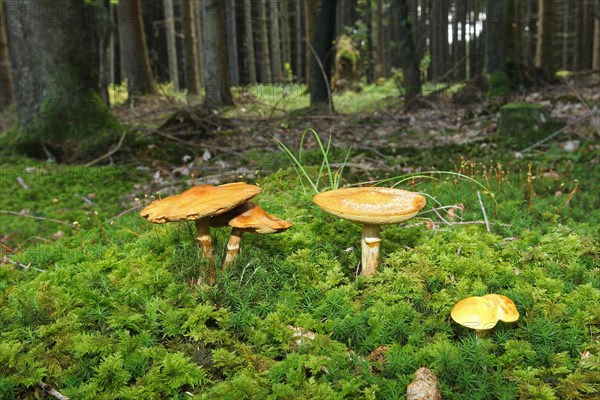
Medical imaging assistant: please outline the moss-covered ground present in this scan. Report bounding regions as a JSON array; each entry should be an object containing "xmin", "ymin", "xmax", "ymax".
[{"xmin": 1, "ymin": 86, "xmax": 599, "ymax": 399}]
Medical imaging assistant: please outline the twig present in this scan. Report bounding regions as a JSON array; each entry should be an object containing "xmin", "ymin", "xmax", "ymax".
[
  {"xmin": 431, "ymin": 207, "xmax": 452, "ymax": 227},
  {"xmin": 0, "ymin": 210, "xmax": 75, "ymax": 228},
  {"xmin": 518, "ymin": 114, "xmax": 590, "ymax": 154},
  {"xmin": 85, "ymin": 130, "xmax": 127, "ymax": 167},
  {"xmin": 2, "ymin": 256, "xmax": 46, "ymax": 272},
  {"xmin": 477, "ymin": 191, "xmax": 491, "ymax": 233},
  {"xmin": 37, "ymin": 382, "xmax": 70, "ymax": 400},
  {"xmin": 107, "ymin": 205, "xmax": 143, "ymax": 223}
]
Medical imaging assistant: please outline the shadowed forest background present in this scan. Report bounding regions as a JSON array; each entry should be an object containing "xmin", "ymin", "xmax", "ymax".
[{"xmin": 0, "ymin": 1, "xmax": 599, "ymax": 399}]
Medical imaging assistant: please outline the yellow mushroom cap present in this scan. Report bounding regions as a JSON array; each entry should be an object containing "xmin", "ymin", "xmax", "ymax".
[
  {"xmin": 313, "ymin": 187, "xmax": 426, "ymax": 225},
  {"xmin": 140, "ymin": 182, "xmax": 261, "ymax": 223},
  {"xmin": 451, "ymin": 294, "xmax": 519, "ymax": 331},
  {"xmin": 483, "ymin": 294, "xmax": 520, "ymax": 323}
]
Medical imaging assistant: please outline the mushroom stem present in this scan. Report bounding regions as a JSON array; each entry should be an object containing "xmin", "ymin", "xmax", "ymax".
[
  {"xmin": 361, "ymin": 224, "xmax": 382, "ymax": 276},
  {"xmin": 223, "ymin": 227, "xmax": 245, "ymax": 269},
  {"xmin": 195, "ymin": 218, "xmax": 215, "ymax": 284}
]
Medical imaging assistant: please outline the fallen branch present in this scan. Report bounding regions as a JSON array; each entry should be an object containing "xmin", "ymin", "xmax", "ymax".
[
  {"xmin": 2, "ymin": 256, "xmax": 46, "ymax": 272},
  {"xmin": 37, "ymin": 382, "xmax": 70, "ymax": 400},
  {"xmin": 0, "ymin": 210, "xmax": 75, "ymax": 228},
  {"xmin": 477, "ymin": 191, "xmax": 491, "ymax": 233},
  {"xmin": 85, "ymin": 130, "xmax": 127, "ymax": 167}
]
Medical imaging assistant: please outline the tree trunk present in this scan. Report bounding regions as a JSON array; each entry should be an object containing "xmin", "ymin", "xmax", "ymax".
[
  {"xmin": 281, "ymin": 0, "xmax": 292, "ymax": 80},
  {"xmin": 163, "ymin": 0, "xmax": 179, "ymax": 89},
  {"xmin": 183, "ymin": 0, "xmax": 200, "ymax": 94},
  {"xmin": 201, "ymin": 0, "xmax": 233, "ymax": 106},
  {"xmin": 118, "ymin": 0, "xmax": 156, "ymax": 97},
  {"xmin": 294, "ymin": 0, "xmax": 304, "ymax": 82},
  {"xmin": 309, "ymin": 0, "xmax": 337, "ymax": 109},
  {"xmin": 594, "ymin": 0, "xmax": 600, "ymax": 72},
  {"xmin": 225, "ymin": 0, "xmax": 239, "ymax": 87},
  {"xmin": 457, "ymin": 0, "xmax": 467, "ymax": 79},
  {"xmin": 270, "ymin": 1, "xmax": 283, "ymax": 82},
  {"xmin": 486, "ymin": 0, "xmax": 507, "ymax": 74},
  {"xmin": 365, "ymin": 0, "xmax": 374, "ymax": 83},
  {"xmin": 392, "ymin": 0, "xmax": 422, "ymax": 106},
  {"xmin": 243, "ymin": 0, "xmax": 257, "ymax": 83},
  {"xmin": 259, "ymin": 0, "xmax": 272, "ymax": 83},
  {"xmin": 0, "ymin": 0, "xmax": 14, "ymax": 107},
  {"xmin": 305, "ymin": 0, "xmax": 317, "ymax": 85},
  {"xmin": 375, "ymin": 0, "xmax": 386, "ymax": 78},
  {"xmin": 193, "ymin": 1, "xmax": 204, "ymax": 88},
  {"xmin": 4, "ymin": 0, "xmax": 119, "ymax": 153},
  {"xmin": 535, "ymin": 0, "xmax": 555, "ymax": 78}
]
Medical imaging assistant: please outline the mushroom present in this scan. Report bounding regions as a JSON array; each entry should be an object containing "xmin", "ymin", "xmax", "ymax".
[
  {"xmin": 140, "ymin": 183, "xmax": 261, "ymax": 283},
  {"xmin": 313, "ymin": 187, "xmax": 426, "ymax": 276},
  {"xmin": 212, "ymin": 202, "xmax": 292, "ymax": 268},
  {"xmin": 450, "ymin": 294, "xmax": 519, "ymax": 338}
]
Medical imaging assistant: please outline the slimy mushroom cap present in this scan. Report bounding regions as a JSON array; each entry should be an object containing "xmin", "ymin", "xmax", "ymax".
[{"xmin": 313, "ymin": 187, "xmax": 426, "ymax": 224}]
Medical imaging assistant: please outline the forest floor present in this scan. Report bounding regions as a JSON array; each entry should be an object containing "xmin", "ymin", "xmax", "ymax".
[{"xmin": 1, "ymin": 79, "xmax": 599, "ymax": 399}]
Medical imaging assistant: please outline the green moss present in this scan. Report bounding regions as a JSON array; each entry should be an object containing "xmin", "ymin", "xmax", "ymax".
[
  {"xmin": 486, "ymin": 71, "xmax": 511, "ymax": 100},
  {"xmin": 4, "ymin": 92, "xmax": 124, "ymax": 161}
]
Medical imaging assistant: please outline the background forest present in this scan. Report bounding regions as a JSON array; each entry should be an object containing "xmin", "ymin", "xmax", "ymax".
[{"xmin": 0, "ymin": 1, "xmax": 599, "ymax": 400}]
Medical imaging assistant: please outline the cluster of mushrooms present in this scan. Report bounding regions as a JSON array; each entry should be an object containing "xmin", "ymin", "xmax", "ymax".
[{"xmin": 141, "ymin": 182, "xmax": 520, "ymax": 335}]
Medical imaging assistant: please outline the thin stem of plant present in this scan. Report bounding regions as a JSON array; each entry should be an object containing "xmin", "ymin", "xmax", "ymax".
[{"xmin": 0, "ymin": 210, "xmax": 75, "ymax": 228}]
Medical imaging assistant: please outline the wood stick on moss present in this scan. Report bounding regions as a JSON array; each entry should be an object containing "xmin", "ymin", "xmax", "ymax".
[
  {"xmin": 0, "ymin": 210, "xmax": 75, "ymax": 228},
  {"xmin": 37, "ymin": 382, "xmax": 70, "ymax": 400},
  {"xmin": 477, "ymin": 191, "xmax": 491, "ymax": 233}
]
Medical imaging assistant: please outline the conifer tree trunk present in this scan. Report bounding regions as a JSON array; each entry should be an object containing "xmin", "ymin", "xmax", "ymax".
[
  {"xmin": 310, "ymin": 0, "xmax": 337, "ymax": 109},
  {"xmin": 244, "ymin": 0, "xmax": 257, "ymax": 83},
  {"xmin": 593, "ymin": 0, "xmax": 600, "ymax": 72},
  {"xmin": 193, "ymin": 1, "xmax": 204, "ymax": 87},
  {"xmin": 375, "ymin": 0, "xmax": 386, "ymax": 78},
  {"xmin": 294, "ymin": 0, "xmax": 304, "ymax": 82},
  {"xmin": 0, "ymin": 0, "xmax": 14, "ymax": 107},
  {"xmin": 365, "ymin": 0, "xmax": 374, "ymax": 83},
  {"xmin": 201, "ymin": 0, "xmax": 233, "ymax": 106},
  {"xmin": 392, "ymin": 0, "xmax": 421, "ymax": 106},
  {"xmin": 486, "ymin": 0, "xmax": 507, "ymax": 74},
  {"xmin": 270, "ymin": 1, "xmax": 283, "ymax": 82},
  {"xmin": 259, "ymin": 0, "xmax": 272, "ymax": 83},
  {"xmin": 304, "ymin": 0, "xmax": 317, "ymax": 85},
  {"xmin": 183, "ymin": 0, "xmax": 200, "ymax": 94},
  {"xmin": 225, "ymin": 0, "xmax": 239, "ymax": 87},
  {"xmin": 281, "ymin": 0, "xmax": 292, "ymax": 79},
  {"xmin": 457, "ymin": 0, "xmax": 467, "ymax": 79},
  {"xmin": 5, "ymin": 0, "xmax": 118, "ymax": 151},
  {"xmin": 118, "ymin": 0, "xmax": 157, "ymax": 96},
  {"xmin": 163, "ymin": 0, "xmax": 179, "ymax": 89},
  {"xmin": 535, "ymin": 0, "xmax": 555, "ymax": 78}
]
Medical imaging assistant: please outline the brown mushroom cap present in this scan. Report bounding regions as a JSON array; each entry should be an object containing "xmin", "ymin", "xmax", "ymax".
[
  {"xmin": 313, "ymin": 187, "xmax": 426, "ymax": 224},
  {"xmin": 227, "ymin": 203, "xmax": 292, "ymax": 234},
  {"xmin": 451, "ymin": 294, "xmax": 519, "ymax": 331},
  {"xmin": 140, "ymin": 183, "xmax": 261, "ymax": 223}
]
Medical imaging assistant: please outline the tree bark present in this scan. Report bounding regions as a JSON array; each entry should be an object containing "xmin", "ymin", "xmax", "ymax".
[
  {"xmin": 365, "ymin": 0, "xmax": 374, "ymax": 83},
  {"xmin": 294, "ymin": 0, "xmax": 304, "ymax": 82},
  {"xmin": 183, "ymin": 0, "xmax": 200, "ymax": 94},
  {"xmin": 201, "ymin": 0, "xmax": 233, "ymax": 106},
  {"xmin": 0, "ymin": 0, "xmax": 14, "ymax": 106},
  {"xmin": 193, "ymin": 0, "xmax": 204, "ymax": 88},
  {"xmin": 270, "ymin": 1, "xmax": 283, "ymax": 82},
  {"xmin": 243, "ymin": 0, "xmax": 257, "ymax": 83},
  {"xmin": 163, "ymin": 0, "xmax": 179, "ymax": 90},
  {"xmin": 309, "ymin": 0, "xmax": 337, "ymax": 109},
  {"xmin": 594, "ymin": 0, "xmax": 600, "ymax": 73},
  {"xmin": 4, "ymin": 0, "xmax": 118, "ymax": 152},
  {"xmin": 392, "ymin": 0, "xmax": 422, "ymax": 106},
  {"xmin": 375, "ymin": 0, "xmax": 386, "ymax": 78},
  {"xmin": 535, "ymin": 0, "xmax": 555, "ymax": 78},
  {"xmin": 304, "ymin": 0, "xmax": 317, "ymax": 85},
  {"xmin": 281, "ymin": 0, "xmax": 292, "ymax": 80},
  {"xmin": 259, "ymin": 0, "xmax": 272, "ymax": 83},
  {"xmin": 225, "ymin": 0, "xmax": 239, "ymax": 87},
  {"xmin": 486, "ymin": 0, "xmax": 507, "ymax": 74},
  {"xmin": 118, "ymin": 0, "xmax": 157, "ymax": 97}
]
